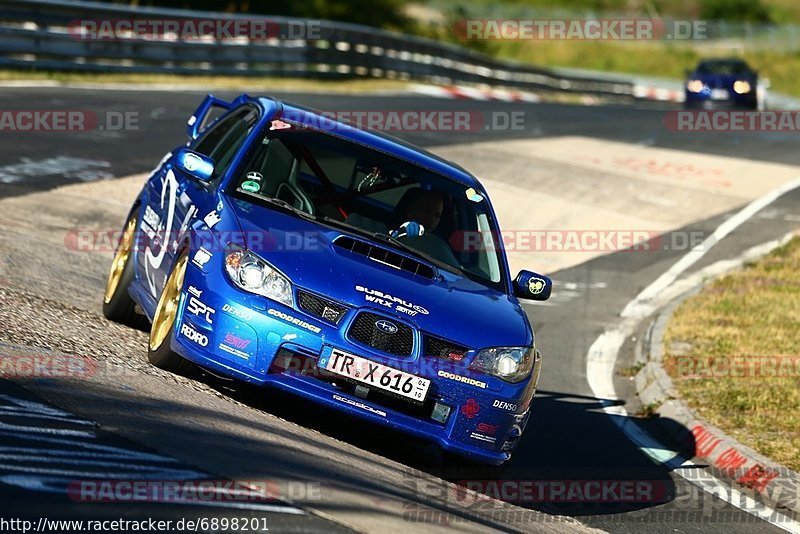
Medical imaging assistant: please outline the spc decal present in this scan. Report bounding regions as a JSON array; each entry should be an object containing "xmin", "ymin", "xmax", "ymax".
[
  {"xmin": 354, "ymin": 285, "xmax": 429, "ymax": 317},
  {"xmin": 185, "ymin": 286, "xmax": 215, "ymax": 324}
]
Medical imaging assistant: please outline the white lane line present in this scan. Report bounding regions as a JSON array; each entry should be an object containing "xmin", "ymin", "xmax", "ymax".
[
  {"xmin": 587, "ymin": 177, "xmax": 800, "ymax": 532},
  {"xmin": 622, "ymin": 177, "xmax": 800, "ymax": 319}
]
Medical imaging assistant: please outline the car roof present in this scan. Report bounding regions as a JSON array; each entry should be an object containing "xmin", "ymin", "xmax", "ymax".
[{"xmin": 255, "ymin": 96, "xmax": 483, "ymax": 190}]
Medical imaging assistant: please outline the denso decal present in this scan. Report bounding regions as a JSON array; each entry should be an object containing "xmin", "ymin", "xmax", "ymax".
[
  {"xmin": 493, "ymin": 400, "xmax": 518, "ymax": 412},
  {"xmin": 180, "ymin": 323, "xmax": 208, "ymax": 347},
  {"xmin": 268, "ymin": 309, "xmax": 322, "ymax": 334},
  {"xmin": 221, "ymin": 303, "xmax": 254, "ymax": 322},
  {"xmin": 437, "ymin": 370, "xmax": 487, "ymax": 389},
  {"xmin": 354, "ymin": 285, "xmax": 429, "ymax": 316}
]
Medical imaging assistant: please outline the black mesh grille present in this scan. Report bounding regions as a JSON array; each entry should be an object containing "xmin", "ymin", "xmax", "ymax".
[
  {"xmin": 424, "ymin": 335, "xmax": 468, "ymax": 361},
  {"xmin": 333, "ymin": 236, "xmax": 435, "ymax": 279},
  {"xmin": 348, "ymin": 312, "xmax": 414, "ymax": 356},
  {"xmin": 297, "ymin": 291, "xmax": 347, "ymax": 324}
]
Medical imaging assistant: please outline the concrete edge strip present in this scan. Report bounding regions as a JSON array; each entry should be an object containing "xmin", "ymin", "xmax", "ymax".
[
  {"xmin": 586, "ymin": 178, "xmax": 800, "ymax": 533},
  {"xmin": 634, "ymin": 232, "xmax": 800, "ymax": 517}
]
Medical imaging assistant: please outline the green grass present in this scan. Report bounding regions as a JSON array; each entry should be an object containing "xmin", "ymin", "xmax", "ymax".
[
  {"xmin": 663, "ymin": 236, "xmax": 800, "ymax": 470},
  {"xmin": 0, "ymin": 70, "xmax": 412, "ymax": 93}
]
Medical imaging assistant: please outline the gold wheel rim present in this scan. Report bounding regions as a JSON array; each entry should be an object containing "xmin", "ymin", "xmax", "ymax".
[
  {"xmin": 149, "ymin": 254, "xmax": 188, "ymax": 352},
  {"xmin": 103, "ymin": 216, "xmax": 136, "ymax": 304}
]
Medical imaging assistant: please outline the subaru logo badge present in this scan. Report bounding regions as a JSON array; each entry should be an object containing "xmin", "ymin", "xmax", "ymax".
[{"xmin": 375, "ymin": 319, "xmax": 398, "ymax": 334}]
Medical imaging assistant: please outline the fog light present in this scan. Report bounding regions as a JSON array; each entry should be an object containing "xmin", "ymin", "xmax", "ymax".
[{"xmin": 431, "ymin": 401, "xmax": 452, "ymax": 424}]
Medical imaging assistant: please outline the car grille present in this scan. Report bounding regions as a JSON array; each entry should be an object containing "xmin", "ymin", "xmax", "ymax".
[
  {"xmin": 424, "ymin": 335, "xmax": 468, "ymax": 361},
  {"xmin": 333, "ymin": 236, "xmax": 435, "ymax": 279},
  {"xmin": 297, "ymin": 290, "xmax": 348, "ymax": 324},
  {"xmin": 348, "ymin": 312, "xmax": 414, "ymax": 357}
]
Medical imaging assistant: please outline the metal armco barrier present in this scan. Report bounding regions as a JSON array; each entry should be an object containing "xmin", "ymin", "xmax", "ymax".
[{"xmin": 0, "ymin": 0, "xmax": 634, "ymax": 99}]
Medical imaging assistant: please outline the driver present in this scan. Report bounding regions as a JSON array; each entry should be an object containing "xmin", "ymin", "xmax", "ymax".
[{"xmin": 394, "ymin": 189, "xmax": 459, "ymax": 267}]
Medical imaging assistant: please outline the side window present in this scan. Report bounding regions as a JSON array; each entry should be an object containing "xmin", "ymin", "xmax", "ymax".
[{"xmin": 193, "ymin": 106, "xmax": 258, "ymax": 180}]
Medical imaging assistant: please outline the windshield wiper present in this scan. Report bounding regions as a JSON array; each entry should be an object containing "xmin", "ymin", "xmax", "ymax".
[{"xmin": 237, "ymin": 190, "xmax": 316, "ymax": 221}]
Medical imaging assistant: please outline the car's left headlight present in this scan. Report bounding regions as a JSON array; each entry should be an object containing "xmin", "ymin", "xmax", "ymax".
[
  {"xmin": 733, "ymin": 80, "xmax": 752, "ymax": 94},
  {"xmin": 224, "ymin": 246, "xmax": 293, "ymax": 307},
  {"xmin": 686, "ymin": 79, "xmax": 705, "ymax": 93},
  {"xmin": 470, "ymin": 346, "xmax": 534, "ymax": 383}
]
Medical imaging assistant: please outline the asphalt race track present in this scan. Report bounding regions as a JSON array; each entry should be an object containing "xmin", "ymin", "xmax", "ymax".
[{"xmin": 1, "ymin": 86, "xmax": 799, "ymax": 533}]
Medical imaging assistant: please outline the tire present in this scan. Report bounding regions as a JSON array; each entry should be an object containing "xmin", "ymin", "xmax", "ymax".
[
  {"xmin": 102, "ymin": 208, "xmax": 142, "ymax": 327},
  {"xmin": 147, "ymin": 251, "xmax": 192, "ymax": 373}
]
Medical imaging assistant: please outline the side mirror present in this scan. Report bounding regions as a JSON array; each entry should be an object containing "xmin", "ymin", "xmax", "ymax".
[
  {"xmin": 175, "ymin": 148, "xmax": 214, "ymax": 183},
  {"xmin": 514, "ymin": 270, "xmax": 552, "ymax": 301}
]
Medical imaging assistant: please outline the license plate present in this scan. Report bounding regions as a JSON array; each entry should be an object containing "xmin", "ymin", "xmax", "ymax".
[
  {"xmin": 321, "ymin": 348, "xmax": 430, "ymax": 402},
  {"xmin": 711, "ymin": 88, "xmax": 729, "ymax": 100}
]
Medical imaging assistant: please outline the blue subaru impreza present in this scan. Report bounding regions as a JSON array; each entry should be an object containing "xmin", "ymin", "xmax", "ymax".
[{"xmin": 102, "ymin": 94, "xmax": 551, "ymax": 465}]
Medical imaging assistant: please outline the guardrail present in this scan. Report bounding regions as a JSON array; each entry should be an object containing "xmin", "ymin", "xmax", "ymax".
[{"xmin": 0, "ymin": 0, "xmax": 634, "ymax": 99}]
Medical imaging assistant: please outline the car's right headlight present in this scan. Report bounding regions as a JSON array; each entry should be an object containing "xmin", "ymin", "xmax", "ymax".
[
  {"xmin": 224, "ymin": 246, "xmax": 293, "ymax": 307},
  {"xmin": 686, "ymin": 80, "xmax": 705, "ymax": 93},
  {"xmin": 469, "ymin": 346, "xmax": 534, "ymax": 383}
]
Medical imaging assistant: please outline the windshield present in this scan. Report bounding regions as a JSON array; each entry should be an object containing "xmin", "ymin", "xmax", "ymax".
[
  {"xmin": 696, "ymin": 61, "xmax": 751, "ymax": 76},
  {"xmin": 229, "ymin": 124, "xmax": 507, "ymax": 291}
]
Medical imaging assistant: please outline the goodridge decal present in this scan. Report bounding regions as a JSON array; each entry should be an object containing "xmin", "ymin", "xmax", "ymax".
[
  {"xmin": 268, "ymin": 309, "xmax": 322, "ymax": 334},
  {"xmin": 437, "ymin": 370, "xmax": 487, "ymax": 389}
]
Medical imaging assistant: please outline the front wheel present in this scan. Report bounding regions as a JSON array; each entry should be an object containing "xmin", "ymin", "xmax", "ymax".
[
  {"xmin": 147, "ymin": 252, "xmax": 191, "ymax": 373},
  {"xmin": 103, "ymin": 209, "xmax": 141, "ymax": 327}
]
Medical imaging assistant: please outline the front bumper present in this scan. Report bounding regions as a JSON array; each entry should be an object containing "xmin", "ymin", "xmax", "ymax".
[{"xmin": 170, "ymin": 268, "xmax": 538, "ymax": 465}]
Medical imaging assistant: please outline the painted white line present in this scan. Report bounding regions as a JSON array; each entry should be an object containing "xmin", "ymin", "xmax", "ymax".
[
  {"xmin": 587, "ymin": 177, "xmax": 800, "ymax": 531},
  {"xmin": 622, "ymin": 177, "xmax": 800, "ymax": 319}
]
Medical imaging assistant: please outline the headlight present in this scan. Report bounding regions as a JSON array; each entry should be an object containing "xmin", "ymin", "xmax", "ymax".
[
  {"xmin": 686, "ymin": 80, "xmax": 705, "ymax": 93},
  {"xmin": 470, "ymin": 346, "xmax": 534, "ymax": 383},
  {"xmin": 224, "ymin": 246, "xmax": 293, "ymax": 307},
  {"xmin": 733, "ymin": 80, "xmax": 752, "ymax": 94}
]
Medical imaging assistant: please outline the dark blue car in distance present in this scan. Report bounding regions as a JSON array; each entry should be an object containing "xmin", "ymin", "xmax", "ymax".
[
  {"xmin": 684, "ymin": 58, "xmax": 759, "ymax": 109},
  {"xmin": 102, "ymin": 93, "xmax": 552, "ymax": 465}
]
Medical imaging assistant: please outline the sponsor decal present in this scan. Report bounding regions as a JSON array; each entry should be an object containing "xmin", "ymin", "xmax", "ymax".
[
  {"xmin": 144, "ymin": 169, "xmax": 179, "ymax": 295},
  {"xmin": 218, "ymin": 339, "xmax": 250, "ymax": 360},
  {"xmin": 180, "ymin": 323, "xmax": 208, "ymax": 347},
  {"xmin": 203, "ymin": 210, "xmax": 221, "ymax": 229},
  {"xmin": 374, "ymin": 319, "xmax": 398, "ymax": 334},
  {"xmin": 221, "ymin": 303, "xmax": 254, "ymax": 322},
  {"xmin": 185, "ymin": 291, "xmax": 215, "ymax": 324},
  {"xmin": 142, "ymin": 205, "xmax": 161, "ymax": 230},
  {"xmin": 223, "ymin": 333, "xmax": 251, "ymax": 350},
  {"xmin": 528, "ymin": 277, "xmax": 546, "ymax": 295},
  {"xmin": 437, "ymin": 370, "xmax": 487, "ymax": 389},
  {"xmin": 333, "ymin": 394, "xmax": 386, "ymax": 417},
  {"xmin": 493, "ymin": 400, "xmax": 518, "ymax": 412},
  {"xmin": 469, "ymin": 432, "xmax": 497, "ymax": 444},
  {"xmin": 182, "ymin": 152, "xmax": 204, "ymax": 172},
  {"xmin": 465, "ymin": 187, "xmax": 484, "ymax": 203},
  {"xmin": 267, "ymin": 309, "xmax": 322, "ymax": 334},
  {"xmin": 354, "ymin": 285, "xmax": 429, "ymax": 317},
  {"xmin": 246, "ymin": 171, "xmax": 263, "ymax": 182},
  {"xmin": 476, "ymin": 422, "xmax": 500, "ymax": 435},
  {"xmin": 192, "ymin": 247, "xmax": 212, "ymax": 268},
  {"xmin": 241, "ymin": 181, "xmax": 260, "ymax": 193},
  {"xmin": 460, "ymin": 398, "xmax": 481, "ymax": 419},
  {"xmin": 269, "ymin": 120, "xmax": 292, "ymax": 131}
]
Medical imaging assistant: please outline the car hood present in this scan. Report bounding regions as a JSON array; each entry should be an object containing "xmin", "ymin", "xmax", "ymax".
[{"xmin": 226, "ymin": 198, "xmax": 533, "ymax": 348}]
